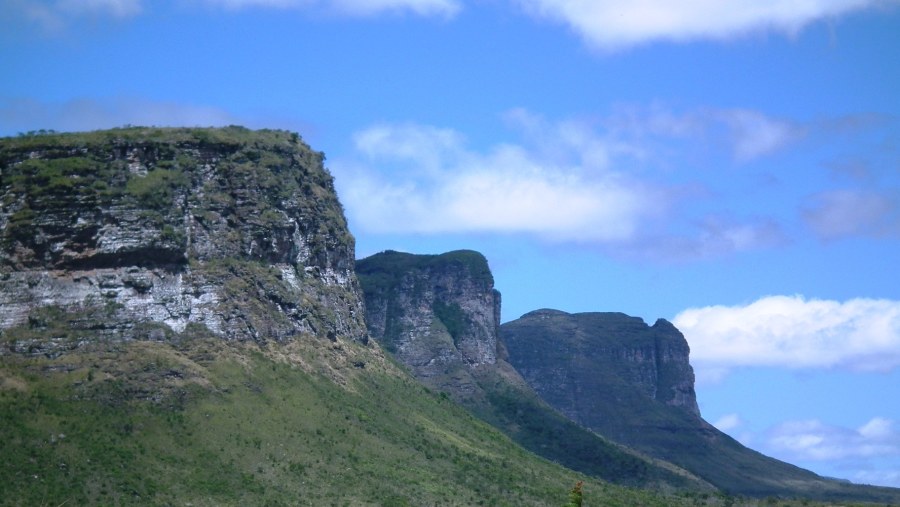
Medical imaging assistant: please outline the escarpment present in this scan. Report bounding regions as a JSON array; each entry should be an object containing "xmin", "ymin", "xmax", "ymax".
[
  {"xmin": 500, "ymin": 310, "xmax": 849, "ymax": 497},
  {"xmin": 356, "ymin": 249, "xmax": 713, "ymax": 490},
  {"xmin": 502, "ymin": 309, "xmax": 700, "ymax": 426},
  {"xmin": 355, "ymin": 250, "xmax": 500, "ymax": 398},
  {"xmin": 0, "ymin": 127, "xmax": 367, "ymax": 355}
]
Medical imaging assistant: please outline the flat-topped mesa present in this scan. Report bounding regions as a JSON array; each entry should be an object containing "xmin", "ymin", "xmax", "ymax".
[
  {"xmin": 506, "ymin": 310, "xmax": 700, "ymax": 420},
  {"xmin": 0, "ymin": 127, "xmax": 368, "ymax": 354},
  {"xmin": 356, "ymin": 250, "xmax": 501, "ymax": 395}
]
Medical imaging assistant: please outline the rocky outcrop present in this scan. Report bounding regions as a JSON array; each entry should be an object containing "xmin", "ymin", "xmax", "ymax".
[
  {"xmin": 356, "ymin": 250, "xmax": 712, "ymax": 490},
  {"xmin": 0, "ymin": 127, "xmax": 367, "ymax": 356},
  {"xmin": 356, "ymin": 250, "xmax": 499, "ymax": 397},
  {"xmin": 500, "ymin": 310, "xmax": 851, "ymax": 497},
  {"xmin": 503, "ymin": 309, "xmax": 700, "ymax": 423}
]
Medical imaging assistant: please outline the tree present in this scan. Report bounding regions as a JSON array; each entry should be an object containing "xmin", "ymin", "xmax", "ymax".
[{"xmin": 564, "ymin": 481, "xmax": 583, "ymax": 507}]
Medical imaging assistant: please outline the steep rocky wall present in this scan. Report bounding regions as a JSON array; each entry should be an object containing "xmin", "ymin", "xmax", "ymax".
[
  {"xmin": 501, "ymin": 310, "xmax": 699, "ymax": 433},
  {"xmin": 356, "ymin": 250, "xmax": 500, "ymax": 396},
  {"xmin": 499, "ymin": 309, "xmax": 848, "ymax": 497},
  {"xmin": 0, "ymin": 127, "xmax": 367, "ymax": 356}
]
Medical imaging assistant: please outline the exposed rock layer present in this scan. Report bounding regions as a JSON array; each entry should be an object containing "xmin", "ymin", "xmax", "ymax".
[
  {"xmin": 0, "ymin": 127, "xmax": 367, "ymax": 355},
  {"xmin": 356, "ymin": 250, "xmax": 500, "ymax": 398}
]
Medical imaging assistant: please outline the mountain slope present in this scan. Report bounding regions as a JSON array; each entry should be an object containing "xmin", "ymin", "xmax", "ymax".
[
  {"xmin": 501, "ymin": 309, "xmax": 900, "ymax": 503},
  {"xmin": 2, "ymin": 335, "xmax": 616, "ymax": 506}
]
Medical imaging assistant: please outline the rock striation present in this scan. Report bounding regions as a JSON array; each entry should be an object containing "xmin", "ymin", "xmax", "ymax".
[{"xmin": 0, "ymin": 127, "xmax": 367, "ymax": 356}]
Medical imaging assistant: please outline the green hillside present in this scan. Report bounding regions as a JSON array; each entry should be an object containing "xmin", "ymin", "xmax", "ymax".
[{"xmin": 3, "ymin": 335, "xmax": 888, "ymax": 507}]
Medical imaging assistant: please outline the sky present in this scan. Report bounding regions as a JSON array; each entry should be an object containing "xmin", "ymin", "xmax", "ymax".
[{"xmin": 2, "ymin": 0, "xmax": 900, "ymax": 488}]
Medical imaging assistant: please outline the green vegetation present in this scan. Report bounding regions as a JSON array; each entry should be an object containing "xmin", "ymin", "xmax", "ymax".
[
  {"xmin": 356, "ymin": 250, "xmax": 495, "ymax": 298},
  {"xmin": 1, "ymin": 337, "xmax": 596, "ymax": 506},
  {"xmin": 433, "ymin": 300, "xmax": 468, "ymax": 346},
  {"xmin": 1, "ymin": 126, "xmax": 352, "ymax": 267},
  {"xmin": 3, "ymin": 337, "xmax": 869, "ymax": 506}
]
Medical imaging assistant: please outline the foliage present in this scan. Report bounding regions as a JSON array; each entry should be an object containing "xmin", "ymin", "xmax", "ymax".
[
  {"xmin": 432, "ymin": 300, "xmax": 468, "ymax": 346},
  {"xmin": 564, "ymin": 481, "xmax": 583, "ymax": 507},
  {"xmin": 356, "ymin": 249, "xmax": 495, "ymax": 297}
]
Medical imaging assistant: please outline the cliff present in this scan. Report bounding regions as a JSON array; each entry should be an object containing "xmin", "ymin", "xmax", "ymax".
[
  {"xmin": 502, "ymin": 309, "xmax": 700, "ymax": 429},
  {"xmin": 356, "ymin": 250, "xmax": 712, "ymax": 490},
  {"xmin": 0, "ymin": 127, "xmax": 368, "ymax": 354},
  {"xmin": 356, "ymin": 250, "xmax": 500, "ymax": 398},
  {"xmin": 501, "ymin": 310, "xmax": 896, "ymax": 500}
]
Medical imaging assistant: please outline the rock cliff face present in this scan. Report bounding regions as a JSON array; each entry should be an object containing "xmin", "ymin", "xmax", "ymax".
[
  {"xmin": 503, "ymin": 309, "xmax": 700, "ymax": 423},
  {"xmin": 356, "ymin": 250, "xmax": 711, "ymax": 490},
  {"xmin": 355, "ymin": 250, "xmax": 499, "ymax": 397},
  {"xmin": 0, "ymin": 127, "xmax": 367, "ymax": 355},
  {"xmin": 500, "ymin": 310, "xmax": 846, "ymax": 497}
]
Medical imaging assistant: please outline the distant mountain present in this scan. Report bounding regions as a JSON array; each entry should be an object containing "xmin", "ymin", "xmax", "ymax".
[
  {"xmin": 501, "ymin": 309, "xmax": 900, "ymax": 502},
  {"xmin": 356, "ymin": 250, "xmax": 712, "ymax": 490}
]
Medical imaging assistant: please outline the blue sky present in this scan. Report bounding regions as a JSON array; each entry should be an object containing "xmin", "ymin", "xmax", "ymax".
[{"xmin": 2, "ymin": 0, "xmax": 900, "ymax": 488}]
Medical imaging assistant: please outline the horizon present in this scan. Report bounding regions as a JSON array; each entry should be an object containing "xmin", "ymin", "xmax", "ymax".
[{"xmin": 3, "ymin": 0, "xmax": 899, "ymax": 487}]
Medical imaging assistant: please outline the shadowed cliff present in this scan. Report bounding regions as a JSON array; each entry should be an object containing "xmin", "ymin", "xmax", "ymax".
[{"xmin": 502, "ymin": 309, "xmax": 900, "ymax": 502}]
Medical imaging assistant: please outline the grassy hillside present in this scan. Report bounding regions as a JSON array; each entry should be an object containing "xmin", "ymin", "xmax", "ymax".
[
  {"xmin": 0, "ymin": 333, "xmax": 691, "ymax": 507},
  {"xmin": 5, "ymin": 336, "xmax": 884, "ymax": 507}
]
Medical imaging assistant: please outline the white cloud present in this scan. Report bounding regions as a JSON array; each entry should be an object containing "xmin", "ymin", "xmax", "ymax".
[
  {"xmin": 803, "ymin": 189, "xmax": 900, "ymax": 240},
  {"xmin": 713, "ymin": 413, "xmax": 743, "ymax": 432},
  {"xmin": 853, "ymin": 468, "xmax": 900, "ymax": 488},
  {"xmin": 0, "ymin": 97, "xmax": 242, "ymax": 135},
  {"xmin": 334, "ymin": 120, "xmax": 657, "ymax": 242},
  {"xmin": 334, "ymin": 108, "xmax": 797, "ymax": 257},
  {"xmin": 674, "ymin": 295, "xmax": 900, "ymax": 378},
  {"xmin": 513, "ymin": 0, "xmax": 894, "ymax": 50},
  {"xmin": 765, "ymin": 417, "xmax": 900, "ymax": 462},
  {"xmin": 606, "ymin": 104, "xmax": 801, "ymax": 162},
  {"xmin": 202, "ymin": 0, "xmax": 461, "ymax": 17}
]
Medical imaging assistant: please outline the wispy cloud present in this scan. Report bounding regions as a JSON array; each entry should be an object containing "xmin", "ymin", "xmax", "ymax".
[
  {"xmin": 674, "ymin": 295, "xmax": 900, "ymax": 380},
  {"xmin": 512, "ymin": 0, "xmax": 896, "ymax": 51},
  {"xmin": 0, "ymin": 97, "xmax": 243, "ymax": 135},
  {"xmin": 803, "ymin": 189, "xmax": 900, "ymax": 241},
  {"xmin": 7, "ymin": 0, "xmax": 459, "ymax": 29},
  {"xmin": 713, "ymin": 414, "xmax": 900, "ymax": 487},
  {"xmin": 713, "ymin": 413, "xmax": 743, "ymax": 432},
  {"xmin": 606, "ymin": 104, "xmax": 802, "ymax": 163},
  {"xmin": 765, "ymin": 417, "xmax": 900, "ymax": 462},
  {"xmin": 201, "ymin": 0, "xmax": 462, "ymax": 17},
  {"xmin": 8, "ymin": 0, "xmax": 142, "ymax": 31}
]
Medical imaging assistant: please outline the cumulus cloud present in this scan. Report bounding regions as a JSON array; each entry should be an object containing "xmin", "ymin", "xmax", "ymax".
[
  {"xmin": 333, "ymin": 108, "xmax": 797, "ymax": 258},
  {"xmin": 765, "ymin": 417, "xmax": 900, "ymax": 462},
  {"xmin": 512, "ymin": 0, "xmax": 895, "ymax": 50},
  {"xmin": 0, "ymin": 97, "xmax": 242, "ymax": 135},
  {"xmin": 803, "ymin": 189, "xmax": 900, "ymax": 240},
  {"xmin": 673, "ymin": 295, "xmax": 900, "ymax": 379},
  {"xmin": 334, "ymin": 121, "xmax": 658, "ymax": 242}
]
